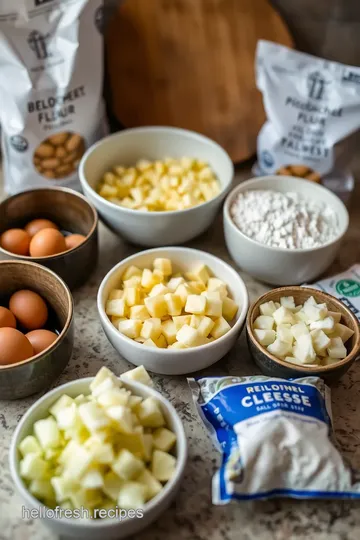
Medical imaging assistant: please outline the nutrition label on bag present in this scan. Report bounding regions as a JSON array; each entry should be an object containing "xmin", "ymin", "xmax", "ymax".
[{"xmin": 305, "ymin": 265, "xmax": 360, "ymax": 320}]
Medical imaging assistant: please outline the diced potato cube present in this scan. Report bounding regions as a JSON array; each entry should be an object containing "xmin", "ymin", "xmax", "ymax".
[
  {"xmin": 153, "ymin": 258, "xmax": 172, "ymax": 276},
  {"xmin": 291, "ymin": 322, "xmax": 309, "ymax": 340},
  {"xmin": 143, "ymin": 338, "xmax": 158, "ymax": 348},
  {"xmin": 295, "ymin": 310, "xmax": 309, "ymax": 323},
  {"xmin": 90, "ymin": 367, "xmax": 120, "ymax": 393},
  {"xmin": 149, "ymin": 283, "xmax": 170, "ymax": 297},
  {"xmin": 310, "ymin": 316, "xmax": 335, "ymax": 334},
  {"xmin": 81, "ymin": 469, "xmax": 104, "ymax": 489},
  {"xmin": 121, "ymin": 365, "xmax": 153, "ymax": 387},
  {"xmin": 267, "ymin": 339, "xmax": 292, "ymax": 358},
  {"xmin": 280, "ymin": 296, "xmax": 296, "ymax": 310},
  {"xmin": 164, "ymin": 293, "xmax": 183, "ymax": 316},
  {"xmin": 123, "ymin": 276, "xmax": 142, "ymax": 288},
  {"xmin": 141, "ymin": 318, "xmax": 162, "ymax": 341},
  {"xmin": 112, "ymin": 449, "xmax": 145, "ymax": 480},
  {"xmin": 137, "ymin": 469, "xmax": 162, "ymax": 500},
  {"xmin": 277, "ymin": 325, "xmax": 293, "ymax": 344},
  {"xmin": 310, "ymin": 329, "xmax": 331, "ymax": 355},
  {"xmin": 189, "ymin": 314, "xmax": 202, "ymax": 328},
  {"xmin": 106, "ymin": 298, "xmax": 128, "ymax": 317},
  {"xmin": 303, "ymin": 303, "xmax": 328, "ymax": 322},
  {"xmin": 284, "ymin": 356, "xmax": 302, "ymax": 366},
  {"xmin": 29, "ymin": 478, "xmax": 54, "ymax": 501},
  {"xmin": 117, "ymin": 482, "xmax": 147, "ymax": 509},
  {"xmin": 106, "ymin": 405, "xmax": 133, "ymax": 433},
  {"xmin": 204, "ymin": 292, "xmax": 222, "ymax": 318},
  {"xmin": 322, "ymin": 356, "xmax": 341, "ymax": 366},
  {"xmin": 122, "ymin": 265, "xmax": 142, "ymax": 281},
  {"xmin": 254, "ymin": 329, "xmax": 276, "ymax": 346},
  {"xmin": 108, "ymin": 289, "xmax": 123, "ymax": 300},
  {"xmin": 327, "ymin": 337, "xmax": 347, "ymax": 359},
  {"xmin": 102, "ymin": 471, "xmax": 124, "ymax": 501},
  {"xmin": 185, "ymin": 294, "xmax": 206, "ymax": 315},
  {"xmin": 328, "ymin": 311, "xmax": 342, "ymax": 324},
  {"xmin": 84, "ymin": 436, "xmax": 115, "ymax": 464},
  {"xmin": 34, "ymin": 417, "xmax": 61, "ymax": 449},
  {"xmin": 129, "ymin": 305, "xmax": 150, "ymax": 321},
  {"xmin": 207, "ymin": 277, "xmax": 227, "ymax": 299},
  {"xmin": 111, "ymin": 316, "xmax": 126, "ymax": 328},
  {"xmin": 176, "ymin": 324, "xmax": 203, "ymax": 347},
  {"xmin": 78, "ymin": 402, "xmax": 111, "ymax": 432},
  {"xmin": 151, "ymin": 450, "xmax": 176, "ymax": 482},
  {"xmin": 141, "ymin": 269, "xmax": 155, "ymax": 289},
  {"xmin": 118, "ymin": 319, "xmax": 143, "ymax": 339},
  {"xmin": 144, "ymin": 295, "xmax": 168, "ymax": 318},
  {"xmin": 190, "ymin": 264, "xmax": 210, "ymax": 285},
  {"xmin": 254, "ymin": 315, "xmax": 274, "ymax": 330},
  {"xmin": 169, "ymin": 341, "xmax": 188, "ymax": 349},
  {"xmin": 143, "ymin": 434, "xmax": 153, "ymax": 461},
  {"xmin": 124, "ymin": 287, "xmax": 141, "ymax": 307},
  {"xmin": 259, "ymin": 301, "xmax": 277, "ymax": 316},
  {"xmin": 187, "ymin": 281, "xmax": 206, "ymax": 294},
  {"xmin": 172, "ymin": 315, "xmax": 191, "ymax": 331},
  {"xmin": 137, "ymin": 397, "xmax": 165, "ymax": 427},
  {"xmin": 210, "ymin": 317, "xmax": 231, "ymax": 339},
  {"xmin": 19, "ymin": 435, "xmax": 43, "ymax": 457},
  {"xmin": 51, "ymin": 476, "xmax": 77, "ymax": 502},
  {"xmin": 155, "ymin": 334, "xmax": 167, "ymax": 348},
  {"xmin": 332, "ymin": 323, "xmax": 354, "ymax": 343},
  {"xmin": 175, "ymin": 284, "xmax": 192, "ymax": 305},
  {"xmin": 152, "ymin": 427, "xmax": 177, "ymax": 452},
  {"xmin": 96, "ymin": 388, "xmax": 129, "ymax": 410},
  {"xmin": 20, "ymin": 453, "xmax": 49, "ymax": 480},
  {"xmin": 273, "ymin": 307, "xmax": 295, "ymax": 326},
  {"xmin": 222, "ymin": 297, "xmax": 238, "ymax": 321},
  {"xmin": 167, "ymin": 276, "xmax": 185, "ymax": 291},
  {"xmin": 292, "ymin": 334, "xmax": 317, "ymax": 364},
  {"xmin": 161, "ymin": 320, "xmax": 177, "ymax": 345}
]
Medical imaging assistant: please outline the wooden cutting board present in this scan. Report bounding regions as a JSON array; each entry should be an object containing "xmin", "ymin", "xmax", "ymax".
[{"xmin": 106, "ymin": 0, "xmax": 293, "ymax": 163}]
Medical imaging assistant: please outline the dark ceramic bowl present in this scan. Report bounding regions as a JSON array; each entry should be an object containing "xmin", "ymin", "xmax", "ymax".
[
  {"xmin": 246, "ymin": 286, "xmax": 360, "ymax": 384},
  {"xmin": 0, "ymin": 187, "xmax": 98, "ymax": 290},
  {"xmin": 0, "ymin": 260, "xmax": 74, "ymax": 399}
]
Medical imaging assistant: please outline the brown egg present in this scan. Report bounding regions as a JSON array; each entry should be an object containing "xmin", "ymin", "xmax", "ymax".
[
  {"xmin": 9, "ymin": 289, "xmax": 48, "ymax": 330},
  {"xmin": 26, "ymin": 329, "xmax": 58, "ymax": 355},
  {"xmin": 65, "ymin": 234, "xmax": 86, "ymax": 251},
  {"xmin": 0, "ymin": 306, "xmax": 16, "ymax": 328},
  {"xmin": 0, "ymin": 228, "xmax": 31, "ymax": 255},
  {"xmin": 25, "ymin": 219, "xmax": 59, "ymax": 238},
  {"xmin": 29, "ymin": 228, "xmax": 66, "ymax": 257},
  {"xmin": 0, "ymin": 327, "xmax": 34, "ymax": 365}
]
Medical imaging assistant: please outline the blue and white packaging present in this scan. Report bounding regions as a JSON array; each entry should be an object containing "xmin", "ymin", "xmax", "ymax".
[{"xmin": 188, "ymin": 375, "xmax": 360, "ymax": 503}]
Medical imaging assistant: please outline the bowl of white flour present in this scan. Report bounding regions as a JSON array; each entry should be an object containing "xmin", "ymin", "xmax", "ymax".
[{"xmin": 223, "ymin": 176, "xmax": 349, "ymax": 285}]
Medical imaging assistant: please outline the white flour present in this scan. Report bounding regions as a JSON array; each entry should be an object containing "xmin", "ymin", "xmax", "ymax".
[{"xmin": 230, "ymin": 190, "xmax": 339, "ymax": 249}]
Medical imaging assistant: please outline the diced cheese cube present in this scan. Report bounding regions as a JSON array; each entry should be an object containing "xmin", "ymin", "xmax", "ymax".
[
  {"xmin": 267, "ymin": 339, "xmax": 292, "ymax": 358},
  {"xmin": 117, "ymin": 481, "xmax": 147, "ymax": 509},
  {"xmin": 175, "ymin": 283, "xmax": 192, "ymax": 305},
  {"xmin": 292, "ymin": 334, "xmax": 317, "ymax": 364},
  {"xmin": 121, "ymin": 365, "xmax": 153, "ymax": 387},
  {"xmin": 309, "ymin": 316, "xmax": 335, "ymax": 334},
  {"xmin": 78, "ymin": 402, "xmax": 111, "ymax": 432},
  {"xmin": 187, "ymin": 281, "xmax": 206, "ymax": 294},
  {"xmin": 152, "ymin": 269, "xmax": 164, "ymax": 284},
  {"xmin": 102, "ymin": 471, "xmax": 124, "ymax": 501},
  {"xmin": 123, "ymin": 276, "xmax": 142, "ymax": 288},
  {"xmin": 140, "ymin": 318, "xmax": 162, "ymax": 341},
  {"xmin": 152, "ymin": 427, "xmax": 177, "ymax": 452},
  {"xmin": 310, "ymin": 329, "xmax": 331, "ymax": 355},
  {"xmin": 19, "ymin": 435, "xmax": 42, "ymax": 457},
  {"xmin": 280, "ymin": 296, "xmax": 296, "ymax": 310},
  {"xmin": 186, "ymin": 264, "xmax": 210, "ymax": 285},
  {"xmin": 197, "ymin": 316, "xmax": 215, "ymax": 337},
  {"xmin": 105, "ymin": 298, "xmax": 128, "ymax": 317},
  {"xmin": 328, "ymin": 311, "xmax": 342, "ymax": 324},
  {"xmin": 141, "ymin": 269, "xmax": 156, "ymax": 289},
  {"xmin": 259, "ymin": 301, "xmax": 277, "ymax": 316},
  {"xmin": 151, "ymin": 450, "xmax": 176, "ymax": 482},
  {"xmin": 124, "ymin": 287, "xmax": 141, "ymax": 307},
  {"xmin": 210, "ymin": 317, "xmax": 231, "ymax": 339},
  {"xmin": 172, "ymin": 315, "xmax": 191, "ymax": 330},
  {"xmin": 143, "ymin": 338, "xmax": 158, "ymax": 348},
  {"xmin": 153, "ymin": 258, "xmax": 172, "ymax": 276},
  {"xmin": 327, "ymin": 337, "xmax": 347, "ymax": 359},
  {"xmin": 185, "ymin": 294, "xmax": 206, "ymax": 315},
  {"xmin": 118, "ymin": 319, "xmax": 143, "ymax": 339},
  {"xmin": 112, "ymin": 449, "xmax": 145, "ymax": 480},
  {"xmin": 129, "ymin": 305, "xmax": 150, "ymax": 321},
  {"xmin": 144, "ymin": 295, "xmax": 168, "ymax": 318},
  {"xmin": 108, "ymin": 289, "xmax": 123, "ymax": 300},
  {"xmin": 176, "ymin": 324, "xmax": 203, "ymax": 347},
  {"xmin": 34, "ymin": 417, "xmax": 61, "ymax": 449},
  {"xmin": 167, "ymin": 276, "xmax": 185, "ymax": 291},
  {"xmin": 168, "ymin": 341, "xmax": 188, "ymax": 349},
  {"xmin": 20, "ymin": 453, "xmax": 49, "ymax": 480},
  {"xmin": 291, "ymin": 322, "xmax": 309, "ymax": 340},
  {"xmin": 273, "ymin": 307, "xmax": 295, "ymax": 326},
  {"xmin": 149, "ymin": 283, "xmax": 170, "ymax": 297},
  {"xmin": 122, "ymin": 265, "xmax": 142, "ymax": 280},
  {"xmin": 161, "ymin": 320, "xmax": 177, "ymax": 345},
  {"xmin": 189, "ymin": 314, "xmax": 202, "ymax": 328},
  {"xmin": 222, "ymin": 297, "xmax": 238, "ymax": 321},
  {"xmin": 332, "ymin": 323, "xmax": 354, "ymax": 343},
  {"xmin": 277, "ymin": 325, "xmax": 293, "ymax": 344},
  {"xmin": 203, "ymin": 292, "xmax": 222, "ymax": 318},
  {"xmin": 207, "ymin": 278, "xmax": 228, "ymax": 299},
  {"xmin": 254, "ymin": 328, "xmax": 276, "ymax": 346},
  {"xmin": 137, "ymin": 469, "xmax": 162, "ymax": 500},
  {"xmin": 137, "ymin": 397, "xmax": 165, "ymax": 427},
  {"xmin": 111, "ymin": 316, "xmax": 126, "ymax": 327},
  {"xmin": 164, "ymin": 293, "xmax": 183, "ymax": 316},
  {"xmin": 155, "ymin": 334, "xmax": 167, "ymax": 348},
  {"xmin": 254, "ymin": 315, "xmax": 274, "ymax": 330}
]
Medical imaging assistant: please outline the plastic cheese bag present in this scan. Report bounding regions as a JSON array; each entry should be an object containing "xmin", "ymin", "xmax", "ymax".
[
  {"xmin": 189, "ymin": 375, "xmax": 360, "ymax": 503},
  {"xmin": 0, "ymin": 0, "xmax": 107, "ymax": 194},
  {"xmin": 254, "ymin": 40, "xmax": 360, "ymax": 199}
]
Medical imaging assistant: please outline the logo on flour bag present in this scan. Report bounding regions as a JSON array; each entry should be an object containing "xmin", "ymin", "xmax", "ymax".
[
  {"xmin": 307, "ymin": 71, "xmax": 331, "ymax": 101},
  {"xmin": 9, "ymin": 136, "xmax": 29, "ymax": 153},
  {"xmin": 27, "ymin": 30, "xmax": 53, "ymax": 60}
]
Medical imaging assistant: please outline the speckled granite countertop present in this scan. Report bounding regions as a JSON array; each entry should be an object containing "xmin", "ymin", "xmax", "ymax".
[{"xmin": 1, "ymin": 167, "xmax": 360, "ymax": 540}]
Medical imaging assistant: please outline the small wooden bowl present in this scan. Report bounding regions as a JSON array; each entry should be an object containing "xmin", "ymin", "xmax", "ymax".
[
  {"xmin": 246, "ymin": 286, "xmax": 360, "ymax": 384},
  {"xmin": 0, "ymin": 260, "xmax": 74, "ymax": 399},
  {"xmin": 0, "ymin": 187, "xmax": 98, "ymax": 290}
]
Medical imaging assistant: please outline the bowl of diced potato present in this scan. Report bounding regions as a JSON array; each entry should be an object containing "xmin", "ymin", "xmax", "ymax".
[
  {"xmin": 97, "ymin": 247, "xmax": 249, "ymax": 375},
  {"xmin": 9, "ymin": 366, "xmax": 187, "ymax": 539},
  {"xmin": 79, "ymin": 126, "xmax": 234, "ymax": 247},
  {"xmin": 246, "ymin": 287, "xmax": 360, "ymax": 383}
]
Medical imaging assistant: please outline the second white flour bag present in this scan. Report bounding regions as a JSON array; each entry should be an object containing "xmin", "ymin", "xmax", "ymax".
[
  {"xmin": 255, "ymin": 40, "xmax": 360, "ymax": 198},
  {"xmin": 0, "ymin": 0, "xmax": 107, "ymax": 194}
]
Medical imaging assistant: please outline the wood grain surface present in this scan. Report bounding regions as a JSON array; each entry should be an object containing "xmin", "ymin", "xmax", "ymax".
[{"xmin": 105, "ymin": 0, "xmax": 293, "ymax": 163}]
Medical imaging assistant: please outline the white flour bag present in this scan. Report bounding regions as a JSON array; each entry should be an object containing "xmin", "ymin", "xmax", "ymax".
[
  {"xmin": 0, "ymin": 0, "xmax": 107, "ymax": 194},
  {"xmin": 255, "ymin": 40, "xmax": 360, "ymax": 198}
]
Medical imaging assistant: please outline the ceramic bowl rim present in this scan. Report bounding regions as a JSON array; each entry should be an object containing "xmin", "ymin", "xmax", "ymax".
[
  {"xmin": 0, "ymin": 187, "xmax": 98, "ymax": 261},
  {"xmin": 97, "ymin": 246, "xmax": 249, "ymax": 357},
  {"xmin": 79, "ymin": 125, "xmax": 234, "ymax": 217},
  {"xmin": 223, "ymin": 176, "xmax": 349, "ymax": 254},
  {"xmin": 9, "ymin": 376, "xmax": 187, "ymax": 530},
  {"xmin": 0, "ymin": 259, "xmax": 74, "ymax": 371},
  {"xmin": 246, "ymin": 286, "xmax": 360, "ymax": 373}
]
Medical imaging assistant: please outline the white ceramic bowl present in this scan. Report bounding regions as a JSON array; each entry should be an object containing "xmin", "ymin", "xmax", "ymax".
[
  {"xmin": 79, "ymin": 127, "xmax": 234, "ymax": 246},
  {"xmin": 9, "ymin": 377, "xmax": 187, "ymax": 540},
  {"xmin": 97, "ymin": 247, "xmax": 249, "ymax": 375},
  {"xmin": 223, "ymin": 176, "xmax": 349, "ymax": 286}
]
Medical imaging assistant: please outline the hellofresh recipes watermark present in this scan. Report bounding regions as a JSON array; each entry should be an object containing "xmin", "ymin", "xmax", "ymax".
[{"xmin": 22, "ymin": 506, "xmax": 144, "ymax": 521}]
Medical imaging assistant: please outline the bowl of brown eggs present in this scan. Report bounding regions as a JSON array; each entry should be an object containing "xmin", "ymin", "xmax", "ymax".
[
  {"xmin": 0, "ymin": 187, "xmax": 98, "ymax": 289},
  {"xmin": 0, "ymin": 260, "xmax": 74, "ymax": 399}
]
